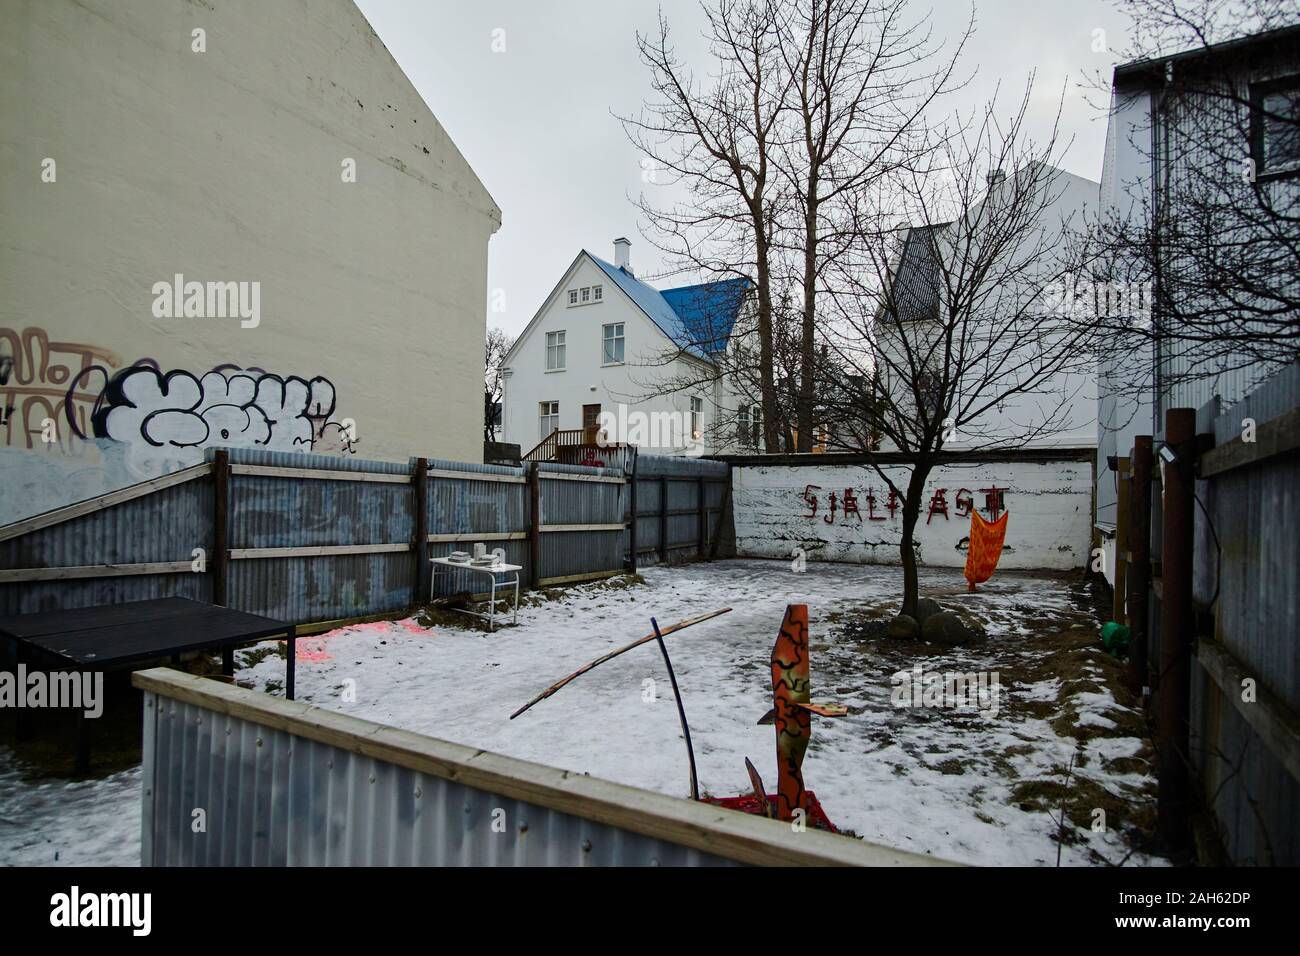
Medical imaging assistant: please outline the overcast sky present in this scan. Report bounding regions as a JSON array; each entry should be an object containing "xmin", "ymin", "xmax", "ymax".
[{"xmin": 354, "ymin": 0, "xmax": 1135, "ymax": 340}]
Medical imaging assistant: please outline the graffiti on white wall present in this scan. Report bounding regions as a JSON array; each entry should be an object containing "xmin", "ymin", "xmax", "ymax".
[
  {"xmin": 0, "ymin": 326, "xmax": 358, "ymax": 524},
  {"xmin": 92, "ymin": 365, "xmax": 356, "ymax": 473},
  {"xmin": 732, "ymin": 461, "xmax": 1092, "ymax": 571},
  {"xmin": 0, "ymin": 326, "xmax": 122, "ymax": 452}
]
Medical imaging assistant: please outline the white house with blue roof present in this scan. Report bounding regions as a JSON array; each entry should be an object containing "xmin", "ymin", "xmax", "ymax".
[{"xmin": 499, "ymin": 239, "xmax": 754, "ymax": 459}]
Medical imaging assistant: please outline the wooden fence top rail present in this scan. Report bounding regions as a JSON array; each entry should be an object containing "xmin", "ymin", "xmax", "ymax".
[
  {"xmin": 230, "ymin": 464, "xmax": 412, "ymax": 484},
  {"xmin": 426, "ymin": 467, "xmax": 526, "ymax": 484},
  {"xmin": 133, "ymin": 668, "xmax": 955, "ymax": 868},
  {"xmin": 0, "ymin": 462, "xmax": 212, "ymax": 543}
]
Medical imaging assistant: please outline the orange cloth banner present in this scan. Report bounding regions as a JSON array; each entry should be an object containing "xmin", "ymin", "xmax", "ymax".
[{"xmin": 964, "ymin": 510, "xmax": 1009, "ymax": 591}]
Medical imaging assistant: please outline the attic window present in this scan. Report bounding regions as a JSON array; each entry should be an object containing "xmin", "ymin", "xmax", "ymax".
[
  {"xmin": 581, "ymin": 287, "xmax": 591, "ymax": 303},
  {"xmin": 1251, "ymin": 76, "xmax": 1300, "ymax": 178},
  {"xmin": 568, "ymin": 290, "xmax": 579, "ymax": 306},
  {"xmin": 593, "ymin": 285, "xmax": 603, "ymax": 301}
]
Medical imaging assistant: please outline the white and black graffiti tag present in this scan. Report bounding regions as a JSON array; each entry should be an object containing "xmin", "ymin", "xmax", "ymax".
[{"xmin": 91, "ymin": 365, "xmax": 356, "ymax": 470}]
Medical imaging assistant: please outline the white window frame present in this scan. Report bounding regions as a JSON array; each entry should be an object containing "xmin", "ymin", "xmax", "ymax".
[
  {"xmin": 602, "ymin": 322, "xmax": 625, "ymax": 365},
  {"xmin": 567, "ymin": 289, "xmax": 579, "ymax": 306},
  {"xmin": 593, "ymin": 285, "xmax": 603, "ymax": 301},
  {"xmin": 690, "ymin": 396, "xmax": 704, "ymax": 442},
  {"xmin": 539, "ymin": 401, "xmax": 559, "ymax": 438},
  {"xmin": 545, "ymin": 330, "xmax": 566, "ymax": 371},
  {"xmin": 580, "ymin": 287, "xmax": 591, "ymax": 303}
]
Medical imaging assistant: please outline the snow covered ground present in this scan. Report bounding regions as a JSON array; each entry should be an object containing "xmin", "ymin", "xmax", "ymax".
[{"xmin": 1, "ymin": 558, "xmax": 1165, "ymax": 867}]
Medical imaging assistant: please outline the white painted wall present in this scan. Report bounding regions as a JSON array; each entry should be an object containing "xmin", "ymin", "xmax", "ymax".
[
  {"xmin": 732, "ymin": 458, "xmax": 1093, "ymax": 570},
  {"xmin": 0, "ymin": 0, "xmax": 500, "ymax": 525},
  {"xmin": 501, "ymin": 252, "xmax": 719, "ymax": 457}
]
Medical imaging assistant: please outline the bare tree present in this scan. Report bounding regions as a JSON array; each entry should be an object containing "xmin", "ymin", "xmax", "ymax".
[
  {"xmin": 823, "ymin": 86, "xmax": 1102, "ymax": 617},
  {"xmin": 621, "ymin": 0, "xmax": 790, "ymax": 451},
  {"xmin": 484, "ymin": 327, "xmax": 514, "ymax": 443},
  {"xmin": 774, "ymin": 0, "xmax": 968, "ymax": 450}
]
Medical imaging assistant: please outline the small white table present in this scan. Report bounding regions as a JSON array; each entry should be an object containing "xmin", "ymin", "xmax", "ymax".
[{"xmin": 429, "ymin": 557, "xmax": 522, "ymax": 632}]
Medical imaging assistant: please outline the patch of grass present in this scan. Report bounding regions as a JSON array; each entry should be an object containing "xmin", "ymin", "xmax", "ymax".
[
  {"xmin": 240, "ymin": 645, "xmax": 285, "ymax": 668},
  {"xmin": 1011, "ymin": 774, "xmax": 1156, "ymax": 833}
]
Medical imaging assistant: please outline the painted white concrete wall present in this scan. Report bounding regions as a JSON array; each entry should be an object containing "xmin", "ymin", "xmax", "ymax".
[
  {"xmin": 732, "ymin": 458, "xmax": 1093, "ymax": 570},
  {"xmin": 501, "ymin": 252, "xmax": 719, "ymax": 457},
  {"xmin": 0, "ymin": 0, "xmax": 500, "ymax": 525}
]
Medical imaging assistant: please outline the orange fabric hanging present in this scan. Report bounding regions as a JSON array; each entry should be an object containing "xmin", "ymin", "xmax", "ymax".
[{"xmin": 964, "ymin": 510, "xmax": 1009, "ymax": 591}]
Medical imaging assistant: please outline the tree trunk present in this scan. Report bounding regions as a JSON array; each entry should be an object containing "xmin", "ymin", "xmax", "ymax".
[
  {"xmin": 796, "ymin": 200, "xmax": 817, "ymax": 452},
  {"xmin": 898, "ymin": 468, "xmax": 929, "ymax": 618},
  {"xmin": 755, "ymin": 231, "xmax": 781, "ymax": 454}
]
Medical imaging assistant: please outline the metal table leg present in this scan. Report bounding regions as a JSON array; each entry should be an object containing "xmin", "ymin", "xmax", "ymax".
[
  {"xmin": 286, "ymin": 625, "xmax": 297, "ymax": 700},
  {"xmin": 74, "ymin": 701, "xmax": 91, "ymax": 775}
]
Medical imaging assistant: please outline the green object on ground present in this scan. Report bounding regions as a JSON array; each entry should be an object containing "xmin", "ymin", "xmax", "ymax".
[{"xmin": 1101, "ymin": 621, "xmax": 1132, "ymax": 657}]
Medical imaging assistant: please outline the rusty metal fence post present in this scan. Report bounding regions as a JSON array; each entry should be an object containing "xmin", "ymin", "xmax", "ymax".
[
  {"xmin": 1127, "ymin": 436, "xmax": 1153, "ymax": 704},
  {"xmin": 1157, "ymin": 409, "xmax": 1195, "ymax": 850}
]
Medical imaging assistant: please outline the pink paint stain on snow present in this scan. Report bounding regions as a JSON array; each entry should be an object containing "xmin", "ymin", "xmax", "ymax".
[{"xmin": 291, "ymin": 619, "xmax": 437, "ymax": 662}]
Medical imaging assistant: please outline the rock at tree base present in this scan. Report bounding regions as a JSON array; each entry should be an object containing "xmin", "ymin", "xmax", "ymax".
[
  {"xmin": 923, "ymin": 610, "xmax": 971, "ymax": 646},
  {"xmin": 914, "ymin": 598, "xmax": 943, "ymax": 626},
  {"xmin": 887, "ymin": 614, "xmax": 920, "ymax": 640}
]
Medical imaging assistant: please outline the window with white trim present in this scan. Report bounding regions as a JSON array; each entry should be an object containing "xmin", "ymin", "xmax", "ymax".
[
  {"xmin": 539, "ymin": 401, "xmax": 559, "ymax": 438},
  {"xmin": 593, "ymin": 285, "xmax": 603, "ymax": 301},
  {"xmin": 545, "ymin": 330, "xmax": 566, "ymax": 371},
  {"xmin": 568, "ymin": 289, "xmax": 578, "ymax": 306},
  {"xmin": 737, "ymin": 405, "xmax": 752, "ymax": 446},
  {"xmin": 690, "ymin": 396, "xmax": 704, "ymax": 442},
  {"xmin": 602, "ymin": 323, "xmax": 625, "ymax": 364}
]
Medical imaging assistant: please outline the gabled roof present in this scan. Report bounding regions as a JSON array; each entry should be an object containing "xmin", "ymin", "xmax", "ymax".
[{"xmin": 588, "ymin": 254, "xmax": 749, "ymax": 361}]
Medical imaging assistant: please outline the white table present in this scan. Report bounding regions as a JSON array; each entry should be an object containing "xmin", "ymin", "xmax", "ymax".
[{"xmin": 429, "ymin": 557, "xmax": 522, "ymax": 632}]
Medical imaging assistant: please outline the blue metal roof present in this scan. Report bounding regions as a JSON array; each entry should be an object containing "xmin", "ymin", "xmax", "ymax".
[{"xmin": 588, "ymin": 253, "xmax": 748, "ymax": 361}]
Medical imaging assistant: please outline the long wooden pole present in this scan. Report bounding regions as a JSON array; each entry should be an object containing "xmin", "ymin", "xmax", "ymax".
[{"xmin": 509, "ymin": 607, "xmax": 731, "ymax": 719}]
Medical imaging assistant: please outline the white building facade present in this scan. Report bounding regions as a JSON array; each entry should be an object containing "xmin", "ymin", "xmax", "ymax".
[{"xmin": 500, "ymin": 240, "xmax": 754, "ymax": 460}]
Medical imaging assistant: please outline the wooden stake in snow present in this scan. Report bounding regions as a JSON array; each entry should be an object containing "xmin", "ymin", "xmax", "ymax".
[{"xmin": 508, "ymin": 607, "xmax": 731, "ymax": 720}]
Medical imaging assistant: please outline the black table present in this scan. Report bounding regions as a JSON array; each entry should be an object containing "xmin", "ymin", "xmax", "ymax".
[{"xmin": 0, "ymin": 597, "xmax": 296, "ymax": 771}]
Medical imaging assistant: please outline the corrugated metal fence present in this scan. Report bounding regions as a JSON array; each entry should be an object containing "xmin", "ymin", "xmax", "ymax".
[
  {"xmin": 0, "ymin": 448, "xmax": 646, "ymax": 624},
  {"xmin": 1118, "ymin": 358, "xmax": 1299, "ymax": 864},
  {"xmin": 625, "ymin": 451, "xmax": 731, "ymax": 569},
  {"xmin": 135, "ymin": 668, "xmax": 950, "ymax": 867}
]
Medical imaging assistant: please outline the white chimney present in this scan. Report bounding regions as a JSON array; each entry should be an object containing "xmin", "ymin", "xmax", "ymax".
[{"xmin": 613, "ymin": 237, "xmax": 632, "ymax": 273}]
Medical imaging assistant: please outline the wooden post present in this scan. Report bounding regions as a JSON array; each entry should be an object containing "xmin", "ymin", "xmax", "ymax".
[
  {"xmin": 697, "ymin": 476, "xmax": 706, "ymax": 557},
  {"xmin": 1114, "ymin": 456, "xmax": 1130, "ymax": 624},
  {"xmin": 628, "ymin": 449, "xmax": 639, "ymax": 575},
  {"xmin": 1127, "ymin": 437, "xmax": 1153, "ymax": 703},
  {"xmin": 528, "ymin": 462, "xmax": 542, "ymax": 589},
  {"xmin": 413, "ymin": 457, "xmax": 429, "ymax": 605},
  {"xmin": 658, "ymin": 475, "xmax": 668, "ymax": 564},
  {"xmin": 1157, "ymin": 409, "xmax": 1195, "ymax": 850},
  {"xmin": 709, "ymin": 473, "xmax": 733, "ymax": 561},
  {"xmin": 213, "ymin": 450, "xmax": 230, "ymax": 609}
]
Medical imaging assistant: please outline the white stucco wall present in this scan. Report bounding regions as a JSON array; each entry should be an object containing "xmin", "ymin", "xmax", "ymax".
[
  {"xmin": 732, "ymin": 458, "xmax": 1093, "ymax": 570},
  {"xmin": 0, "ymin": 0, "xmax": 500, "ymax": 525},
  {"xmin": 501, "ymin": 254, "xmax": 718, "ymax": 457}
]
